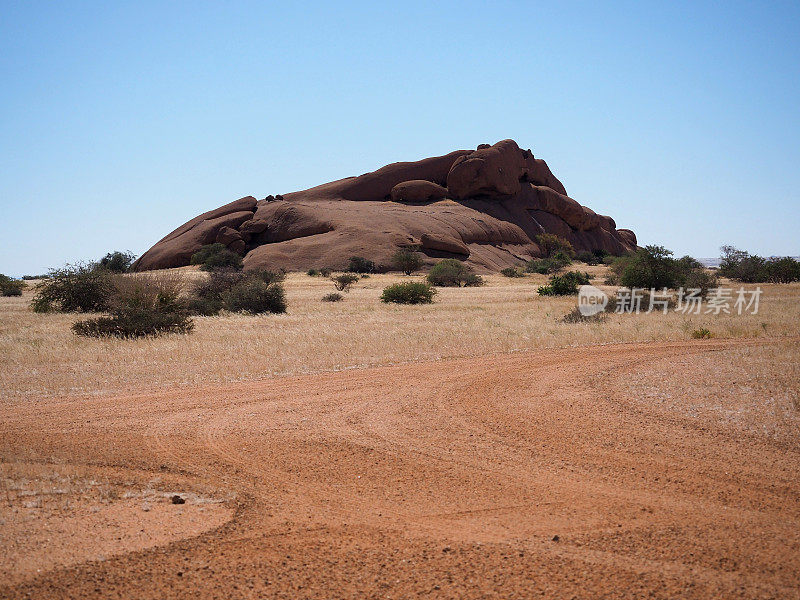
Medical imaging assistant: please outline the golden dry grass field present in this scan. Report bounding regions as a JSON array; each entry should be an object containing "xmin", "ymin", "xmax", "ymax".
[{"xmin": 1, "ymin": 266, "xmax": 798, "ymax": 401}]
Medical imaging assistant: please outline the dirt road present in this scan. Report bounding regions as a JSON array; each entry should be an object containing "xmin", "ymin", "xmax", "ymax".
[{"xmin": 1, "ymin": 338, "xmax": 799, "ymax": 598}]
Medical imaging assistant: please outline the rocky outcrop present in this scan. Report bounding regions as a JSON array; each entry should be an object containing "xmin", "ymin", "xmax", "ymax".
[{"xmin": 132, "ymin": 140, "xmax": 636, "ymax": 272}]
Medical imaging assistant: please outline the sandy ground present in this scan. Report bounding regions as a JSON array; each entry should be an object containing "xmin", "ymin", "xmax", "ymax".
[{"xmin": 1, "ymin": 337, "xmax": 799, "ymax": 599}]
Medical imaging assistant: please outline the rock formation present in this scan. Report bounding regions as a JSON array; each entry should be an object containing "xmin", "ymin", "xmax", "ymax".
[{"xmin": 133, "ymin": 140, "xmax": 636, "ymax": 272}]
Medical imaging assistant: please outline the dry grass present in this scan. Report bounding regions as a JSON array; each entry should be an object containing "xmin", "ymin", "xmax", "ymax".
[{"xmin": 2, "ymin": 267, "xmax": 799, "ymax": 401}]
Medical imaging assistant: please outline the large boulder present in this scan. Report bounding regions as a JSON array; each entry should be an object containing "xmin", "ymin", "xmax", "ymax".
[{"xmin": 133, "ymin": 141, "xmax": 636, "ymax": 273}]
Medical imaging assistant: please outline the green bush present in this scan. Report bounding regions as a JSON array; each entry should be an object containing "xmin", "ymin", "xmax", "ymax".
[
  {"xmin": 307, "ymin": 269, "xmax": 320, "ymax": 277},
  {"xmin": 347, "ymin": 256, "xmax": 375, "ymax": 274},
  {"xmin": 380, "ymin": 282, "xmax": 436, "ymax": 304},
  {"xmin": 332, "ymin": 273, "xmax": 359, "ymax": 292},
  {"xmin": 392, "ymin": 249, "xmax": 424, "ymax": 275},
  {"xmin": 537, "ymin": 271, "xmax": 590, "ymax": 296},
  {"xmin": 99, "ymin": 251, "xmax": 136, "ymax": 273},
  {"xmin": 187, "ymin": 271, "xmax": 242, "ymax": 315},
  {"xmin": 525, "ymin": 253, "xmax": 571, "ymax": 274},
  {"xmin": 190, "ymin": 243, "xmax": 243, "ymax": 272},
  {"xmin": 221, "ymin": 278, "xmax": 286, "ymax": 314},
  {"xmin": 575, "ymin": 251, "xmax": 599, "ymax": 265},
  {"xmin": 0, "ymin": 274, "xmax": 24, "ymax": 296},
  {"xmin": 609, "ymin": 246, "xmax": 717, "ymax": 293},
  {"xmin": 500, "ymin": 267, "xmax": 525, "ymax": 278},
  {"xmin": 536, "ymin": 233, "xmax": 574, "ymax": 258},
  {"xmin": 321, "ymin": 292, "xmax": 343, "ymax": 302},
  {"xmin": 319, "ymin": 268, "xmax": 332, "ymax": 277},
  {"xmin": 72, "ymin": 273, "xmax": 192, "ymax": 338},
  {"xmin": 73, "ymin": 308, "xmax": 193, "ymax": 338},
  {"xmin": 691, "ymin": 327, "xmax": 712, "ymax": 339},
  {"xmin": 717, "ymin": 246, "xmax": 800, "ymax": 284},
  {"xmin": 427, "ymin": 259, "xmax": 483, "ymax": 287},
  {"xmin": 31, "ymin": 263, "xmax": 114, "ymax": 313},
  {"xmin": 766, "ymin": 256, "xmax": 800, "ymax": 283}
]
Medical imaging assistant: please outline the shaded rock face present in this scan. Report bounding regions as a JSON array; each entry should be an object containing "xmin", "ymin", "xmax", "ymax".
[{"xmin": 133, "ymin": 140, "xmax": 636, "ymax": 272}]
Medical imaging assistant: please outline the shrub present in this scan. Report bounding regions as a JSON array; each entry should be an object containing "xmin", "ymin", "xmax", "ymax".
[
  {"xmin": 427, "ymin": 259, "xmax": 483, "ymax": 287},
  {"xmin": 392, "ymin": 249, "xmax": 424, "ymax": 275},
  {"xmin": 221, "ymin": 278, "xmax": 286, "ymax": 314},
  {"xmin": 321, "ymin": 292, "xmax": 343, "ymax": 302},
  {"xmin": 0, "ymin": 274, "xmax": 24, "ymax": 296},
  {"xmin": 319, "ymin": 268, "xmax": 332, "ymax": 277},
  {"xmin": 187, "ymin": 271, "xmax": 242, "ymax": 315},
  {"xmin": 380, "ymin": 282, "xmax": 436, "ymax": 304},
  {"xmin": 525, "ymin": 254, "xmax": 571, "ymax": 274},
  {"xmin": 332, "ymin": 273, "xmax": 360, "ymax": 292},
  {"xmin": 190, "ymin": 243, "xmax": 243, "ymax": 271},
  {"xmin": 307, "ymin": 269, "xmax": 320, "ymax": 277},
  {"xmin": 537, "ymin": 271, "xmax": 589, "ymax": 296},
  {"xmin": 73, "ymin": 308, "xmax": 193, "ymax": 338},
  {"xmin": 347, "ymin": 256, "xmax": 375, "ymax": 274},
  {"xmin": 99, "ymin": 251, "xmax": 136, "ymax": 273},
  {"xmin": 766, "ymin": 256, "xmax": 800, "ymax": 284},
  {"xmin": 500, "ymin": 267, "xmax": 525, "ymax": 278},
  {"xmin": 562, "ymin": 307, "xmax": 608, "ymax": 323},
  {"xmin": 691, "ymin": 327, "xmax": 712, "ymax": 339},
  {"xmin": 536, "ymin": 233, "xmax": 574, "ymax": 258},
  {"xmin": 31, "ymin": 263, "xmax": 114, "ymax": 313},
  {"xmin": 72, "ymin": 273, "xmax": 192, "ymax": 338},
  {"xmin": 575, "ymin": 251, "xmax": 599, "ymax": 265}
]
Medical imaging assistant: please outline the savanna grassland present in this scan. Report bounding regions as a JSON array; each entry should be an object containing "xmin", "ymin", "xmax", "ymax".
[{"xmin": 1, "ymin": 266, "xmax": 798, "ymax": 401}]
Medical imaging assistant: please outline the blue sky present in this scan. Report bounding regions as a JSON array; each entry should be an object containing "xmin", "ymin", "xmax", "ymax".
[{"xmin": 1, "ymin": 1, "xmax": 798, "ymax": 276}]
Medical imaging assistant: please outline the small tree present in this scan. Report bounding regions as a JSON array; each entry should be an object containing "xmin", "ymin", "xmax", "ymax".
[
  {"xmin": 392, "ymin": 249, "xmax": 423, "ymax": 275},
  {"xmin": 332, "ymin": 273, "xmax": 359, "ymax": 292},
  {"xmin": 536, "ymin": 233, "xmax": 574, "ymax": 258},
  {"xmin": 99, "ymin": 251, "xmax": 136, "ymax": 273}
]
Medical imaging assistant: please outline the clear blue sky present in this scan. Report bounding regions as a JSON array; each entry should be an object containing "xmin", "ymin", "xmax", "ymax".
[{"xmin": 1, "ymin": 1, "xmax": 798, "ymax": 276}]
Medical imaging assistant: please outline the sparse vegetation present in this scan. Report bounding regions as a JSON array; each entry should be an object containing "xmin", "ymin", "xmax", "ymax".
[
  {"xmin": 321, "ymin": 292, "xmax": 344, "ymax": 302},
  {"xmin": 190, "ymin": 243, "xmax": 243, "ymax": 272},
  {"xmin": 31, "ymin": 263, "xmax": 114, "ymax": 313},
  {"xmin": 391, "ymin": 248, "xmax": 424, "ymax": 275},
  {"xmin": 332, "ymin": 273, "xmax": 360, "ymax": 292},
  {"xmin": 0, "ymin": 274, "xmax": 24, "ymax": 296},
  {"xmin": 427, "ymin": 259, "xmax": 483, "ymax": 287},
  {"xmin": 380, "ymin": 282, "xmax": 436, "ymax": 304}
]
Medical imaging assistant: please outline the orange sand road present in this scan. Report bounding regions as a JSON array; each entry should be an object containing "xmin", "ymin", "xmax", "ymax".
[{"xmin": 1, "ymin": 338, "xmax": 798, "ymax": 599}]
